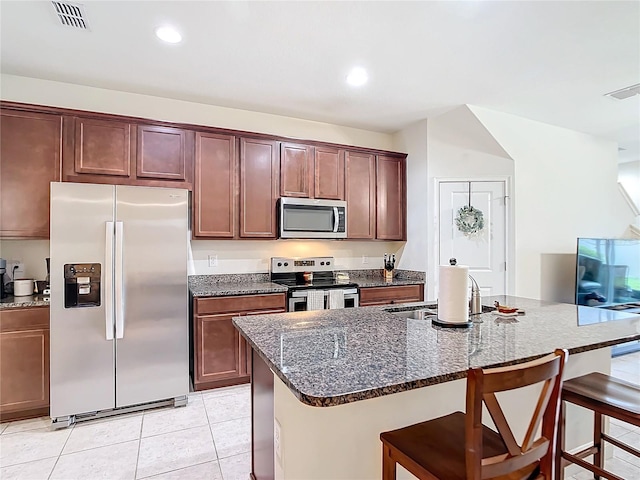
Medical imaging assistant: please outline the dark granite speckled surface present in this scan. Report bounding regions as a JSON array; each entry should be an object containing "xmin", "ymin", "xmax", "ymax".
[
  {"xmin": 345, "ymin": 269, "xmax": 425, "ymax": 287},
  {"xmin": 0, "ymin": 295, "xmax": 50, "ymax": 309},
  {"xmin": 189, "ymin": 274, "xmax": 287, "ymax": 297},
  {"xmin": 233, "ymin": 296, "xmax": 640, "ymax": 407}
]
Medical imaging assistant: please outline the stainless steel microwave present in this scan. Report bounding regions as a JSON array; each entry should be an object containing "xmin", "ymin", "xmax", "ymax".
[{"xmin": 279, "ymin": 197, "xmax": 347, "ymax": 239}]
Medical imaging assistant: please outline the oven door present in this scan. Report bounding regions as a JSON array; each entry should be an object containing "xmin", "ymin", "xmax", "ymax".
[
  {"xmin": 280, "ymin": 197, "xmax": 346, "ymax": 239},
  {"xmin": 288, "ymin": 288, "xmax": 359, "ymax": 311}
]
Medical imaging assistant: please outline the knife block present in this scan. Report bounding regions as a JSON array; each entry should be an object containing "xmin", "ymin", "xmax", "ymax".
[{"xmin": 384, "ymin": 268, "xmax": 394, "ymax": 282}]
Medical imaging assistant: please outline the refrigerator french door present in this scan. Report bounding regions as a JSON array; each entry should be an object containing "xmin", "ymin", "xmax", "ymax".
[{"xmin": 50, "ymin": 182, "xmax": 189, "ymax": 423}]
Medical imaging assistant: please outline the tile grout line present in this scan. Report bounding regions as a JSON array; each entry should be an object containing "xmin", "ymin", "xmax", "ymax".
[
  {"xmin": 136, "ymin": 460, "xmax": 217, "ymax": 480},
  {"xmin": 202, "ymin": 394, "xmax": 222, "ymax": 465},
  {"xmin": 133, "ymin": 412, "xmax": 145, "ymax": 480},
  {"xmin": 47, "ymin": 422, "xmax": 74, "ymax": 480}
]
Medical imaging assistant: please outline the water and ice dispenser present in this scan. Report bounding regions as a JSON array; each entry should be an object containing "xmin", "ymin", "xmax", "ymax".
[{"xmin": 64, "ymin": 263, "xmax": 101, "ymax": 308}]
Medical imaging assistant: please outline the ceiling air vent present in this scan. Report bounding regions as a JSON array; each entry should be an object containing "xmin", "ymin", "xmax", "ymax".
[
  {"xmin": 604, "ymin": 83, "xmax": 640, "ymax": 100},
  {"xmin": 51, "ymin": 1, "xmax": 89, "ymax": 30}
]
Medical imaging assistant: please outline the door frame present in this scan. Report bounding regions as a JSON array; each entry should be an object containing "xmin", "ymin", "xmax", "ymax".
[{"xmin": 433, "ymin": 176, "xmax": 514, "ymax": 299}]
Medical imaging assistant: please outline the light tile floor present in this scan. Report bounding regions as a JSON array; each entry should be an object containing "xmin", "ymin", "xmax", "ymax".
[
  {"xmin": 0, "ymin": 384, "xmax": 251, "ymax": 480},
  {"xmin": 0, "ymin": 353, "xmax": 638, "ymax": 480}
]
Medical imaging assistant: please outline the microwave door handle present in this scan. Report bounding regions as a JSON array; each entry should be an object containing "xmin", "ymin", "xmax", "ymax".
[{"xmin": 333, "ymin": 207, "xmax": 339, "ymax": 232}]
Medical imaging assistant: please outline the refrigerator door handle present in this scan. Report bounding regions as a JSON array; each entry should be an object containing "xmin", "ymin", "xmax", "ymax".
[
  {"xmin": 115, "ymin": 221, "xmax": 125, "ymax": 339},
  {"xmin": 105, "ymin": 222, "xmax": 115, "ymax": 341}
]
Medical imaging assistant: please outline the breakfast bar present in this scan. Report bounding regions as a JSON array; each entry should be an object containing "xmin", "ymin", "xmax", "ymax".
[{"xmin": 233, "ymin": 297, "xmax": 640, "ymax": 480}]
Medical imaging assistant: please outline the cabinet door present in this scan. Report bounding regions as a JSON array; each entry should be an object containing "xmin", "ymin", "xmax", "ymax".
[
  {"xmin": 280, "ymin": 142, "xmax": 313, "ymax": 198},
  {"xmin": 195, "ymin": 313, "xmax": 244, "ymax": 385},
  {"xmin": 0, "ymin": 329, "xmax": 50, "ymax": 419},
  {"xmin": 193, "ymin": 132, "xmax": 237, "ymax": 238},
  {"xmin": 137, "ymin": 125, "xmax": 191, "ymax": 181},
  {"xmin": 74, "ymin": 117, "xmax": 133, "ymax": 177},
  {"xmin": 314, "ymin": 147, "xmax": 344, "ymax": 200},
  {"xmin": 240, "ymin": 138, "xmax": 279, "ymax": 238},
  {"xmin": 0, "ymin": 109, "xmax": 62, "ymax": 238},
  {"xmin": 376, "ymin": 156, "xmax": 406, "ymax": 240},
  {"xmin": 345, "ymin": 151, "xmax": 376, "ymax": 239},
  {"xmin": 0, "ymin": 307, "xmax": 50, "ymax": 421}
]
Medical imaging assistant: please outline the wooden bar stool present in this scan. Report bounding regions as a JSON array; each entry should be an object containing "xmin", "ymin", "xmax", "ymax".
[
  {"xmin": 380, "ymin": 349, "xmax": 568, "ymax": 480},
  {"xmin": 557, "ymin": 372, "xmax": 640, "ymax": 480}
]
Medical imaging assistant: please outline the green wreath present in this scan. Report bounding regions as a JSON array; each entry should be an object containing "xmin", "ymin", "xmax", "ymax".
[{"xmin": 455, "ymin": 205, "xmax": 485, "ymax": 236}]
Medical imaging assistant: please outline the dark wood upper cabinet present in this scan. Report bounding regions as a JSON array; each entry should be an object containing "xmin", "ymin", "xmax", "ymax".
[
  {"xmin": 240, "ymin": 138, "xmax": 279, "ymax": 238},
  {"xmin": 314, "ymin": 146, "xmax": 344, "ymax": 200},
  {"xmin": 345, "ymin": 151, "xmax": 376, "ymax": 239},
  {"xmin": 66, "ymin": 116, "xmax": 193, "ymax": 189},
  {"xmin": 376, "ymin": 156, "xmax": 406, "ymax": 240},
  {"xmin": 280, "ymin": 142, "xmax": 313, "ymax": 198},
  {"xmin": 0, "ymin": 109, "xmax": 62, "ymax": 238},
  {"xmin": 193, "ymin": 132, "xmax": 237, "ymax": 238},
  {"xmin": 74, "ymin": 117, "xmax": 133, "ymax": 177},
  {"xmin": 137, "ymin": 125, "xmax": 191, "ymax": 181}
]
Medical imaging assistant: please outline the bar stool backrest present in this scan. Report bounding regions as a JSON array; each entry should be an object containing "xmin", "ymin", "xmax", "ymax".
[{"xmin": 465, "ymin": 349, "xmax": 568, "ymax": 479}]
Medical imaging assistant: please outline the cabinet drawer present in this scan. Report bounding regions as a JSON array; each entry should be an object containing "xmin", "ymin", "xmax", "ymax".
[
  {"xmin": 0, "ymin": 307, "xmax": 50, "ymax": 333},
  {"xmin": 195, "ymin": 293, "xmax": 286, "ymax": 315},
  {"xmin": 359, "ymin": 284, "xmax": 424, "ymax": 306}
]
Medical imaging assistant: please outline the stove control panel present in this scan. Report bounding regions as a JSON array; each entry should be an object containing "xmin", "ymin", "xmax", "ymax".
[{"xmin": 271, "ymin": 257, "xmax": 334, "ymax": 274}]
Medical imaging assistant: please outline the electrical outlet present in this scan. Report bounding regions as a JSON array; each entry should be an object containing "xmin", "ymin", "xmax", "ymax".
[
  {"xmin": 274, "ymin": 418, "xmax": 282, "ymax": 461},
  {"xmin": 208, "ymin": 255, "xmax": 218, "ymax": 268},
  {"xmin": 7, "ymin": 261, "xmax": 25, "ymax": 280},
  {"xmin": 361, "ymin": 255, "xmax": 368, "ymax": 264}
]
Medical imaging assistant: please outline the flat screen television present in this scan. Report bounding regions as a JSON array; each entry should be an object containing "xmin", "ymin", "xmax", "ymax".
[{"xmin": 575, "ymin": 238, "xmax": 640, "ymax": 308}]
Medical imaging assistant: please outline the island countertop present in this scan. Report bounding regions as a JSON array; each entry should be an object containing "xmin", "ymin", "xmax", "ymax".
[{"xmin": 232, "ymin": 296, "xmax": 640, "ymax": 407}]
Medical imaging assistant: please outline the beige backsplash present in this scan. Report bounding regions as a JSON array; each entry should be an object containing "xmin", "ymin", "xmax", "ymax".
[
  {"xmin": 0, "ymin": 239, "xmax": 50, "ymax": 280},
  {"xmin": 1, "ymin": 238, "xmax": 406, "ymax": 280}
]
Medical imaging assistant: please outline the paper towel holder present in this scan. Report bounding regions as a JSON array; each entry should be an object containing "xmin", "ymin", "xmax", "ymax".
[{"xmin": 434, "ymin": 258, "xmax": 473, "ymax": 329}]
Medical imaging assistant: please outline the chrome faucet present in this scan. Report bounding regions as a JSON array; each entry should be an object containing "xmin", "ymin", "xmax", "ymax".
[{"xmin": 469, "ymin": 275, "xmax": 481, "ymax": 315}]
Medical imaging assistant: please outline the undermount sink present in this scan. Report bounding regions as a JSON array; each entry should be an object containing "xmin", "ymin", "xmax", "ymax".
[{"xmin": 388, "ymin": 304, "xmax": 495, "ymax": 319}]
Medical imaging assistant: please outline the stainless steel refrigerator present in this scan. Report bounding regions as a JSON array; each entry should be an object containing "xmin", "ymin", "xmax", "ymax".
[{"xmin": 50, "ymin": 182, "xmax": 189, "ymax": 427}]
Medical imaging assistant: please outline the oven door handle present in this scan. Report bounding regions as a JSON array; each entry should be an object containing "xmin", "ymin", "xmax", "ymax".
[{"xmin": 333, "ymin": 207, "xmax": 339, "ymax": 233}]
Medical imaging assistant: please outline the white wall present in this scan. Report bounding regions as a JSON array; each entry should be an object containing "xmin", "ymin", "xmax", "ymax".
[
  {"xmin": 392, "ymin": 120, "xmax": 428, "ymax": 275},
  {"xmin": 1, "ymin": 75, "xmax": 406, "ymax": 276},
  {"xmin": 618, "ymin": 160, "xmax": 640, "ymax": 225},
  {"xmin": 471, "ymin": 106, "xmax": 634, "ymax": 299},
  {"xmin": 396, "ymin": 106, "xmax": 514, "ymax": 300},
  {"xmin": 0, "ymin": 74, "xmax": 395, "ymax": 150}
]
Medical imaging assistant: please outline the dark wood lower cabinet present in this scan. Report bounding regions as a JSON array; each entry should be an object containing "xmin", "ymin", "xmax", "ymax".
[
  {"xmin": 0, "ymin": 307, "xmax": 50, "ymax": 422},
  {"xmin": 192, "ymin": 294, "xmax": 286, "ymax": 391},
  {"xmin": 359, "ymin": 284, "xmax": 425, "ymax": 306}
]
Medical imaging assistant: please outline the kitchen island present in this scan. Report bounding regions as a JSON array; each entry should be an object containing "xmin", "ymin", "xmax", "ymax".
[{"xmin": 233, "ymin": 296, "xmax": 640, "ymax": 480}]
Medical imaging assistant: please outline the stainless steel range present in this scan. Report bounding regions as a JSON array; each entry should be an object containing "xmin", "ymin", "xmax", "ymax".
[{"xmin": 270, "ymin": 257, "xmax": 359, "ymax": 311}]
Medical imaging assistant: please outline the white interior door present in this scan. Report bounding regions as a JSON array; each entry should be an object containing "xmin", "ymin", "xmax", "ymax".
[{"xmin": 438, "ymin": 181, "xmax": 507, "ymax": 297}]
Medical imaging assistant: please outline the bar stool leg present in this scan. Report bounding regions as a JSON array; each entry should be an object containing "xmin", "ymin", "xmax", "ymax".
[
  {"xmin": 593, "ymin": 412, "xmax": 602, "ymax": 480},
  {"xmin": 557, "ymin": 400, "xmax": 567, "ymax": 480},
  {"xmin": 382, "ymin": 445, "xmax": 397, "ymax": 480}
]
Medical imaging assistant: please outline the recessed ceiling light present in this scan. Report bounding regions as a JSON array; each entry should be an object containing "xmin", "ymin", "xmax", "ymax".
[
  {"xmin": 155, "ymin": 26, "xmax": 182, "ymax": 44},
  {"xmin": 346, "ymin": 67, "xmax": 368, "ymax": 87}
]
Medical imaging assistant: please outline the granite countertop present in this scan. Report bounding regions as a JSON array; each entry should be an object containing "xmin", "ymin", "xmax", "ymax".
[
  {"xmin": 0, "ymin": 295, "xmax": 50, "ymax": 309},
  {"xmin": 189, "ymin": 274, "xmax": 287, "ymax": 297},
  {"xmin": 353, "ymin": 278, "xmax": 425, "ymax": 288},
  {"xmin": 233, "ymin": 296, "xmax": 640, "ymax": 407},
  {"xmin": 188, "ymin": 270, "xmax": 424, "ymax": 297}
]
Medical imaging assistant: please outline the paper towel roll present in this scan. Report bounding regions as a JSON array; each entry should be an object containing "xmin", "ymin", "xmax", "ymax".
[{"xmin": 438, "ymin": 264, "xmax": 469, "ymax": 323}]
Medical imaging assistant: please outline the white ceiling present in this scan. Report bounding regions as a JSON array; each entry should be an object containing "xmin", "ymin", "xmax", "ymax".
[{"xmin": 1, "ymin": 1, "xmax": 639, "ymax": 161}]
